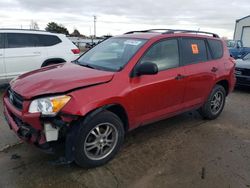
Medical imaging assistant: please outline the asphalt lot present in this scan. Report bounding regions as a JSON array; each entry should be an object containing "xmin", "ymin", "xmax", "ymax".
[
  {"xmin": 0, "ymin": 88, "xmax": 21, "ymax": 151},
  {"xmin": 0, "ymin": 87, "xmax": 250, "ymax": 188}
]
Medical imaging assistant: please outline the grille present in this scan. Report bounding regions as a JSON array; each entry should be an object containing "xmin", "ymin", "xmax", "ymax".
[
  {"xmin": 8, "ymin": 89, "xmax": 24, "ymax": 110},
  {"xmin": 236, "ymin": 76, "xmax": 250, "ymax": 84},
  {"xmin": 12, "ymin": 114, "xmax": 24, "ymax": 127},
  {"xmin": 235, "ymin": 67, "xmax": 250, "ymax": 76}
]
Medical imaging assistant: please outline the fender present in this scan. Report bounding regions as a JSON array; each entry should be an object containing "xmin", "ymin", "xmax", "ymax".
[{"xmin": 82, "ymin": 104, "xmax": 112, "ymax": 124}]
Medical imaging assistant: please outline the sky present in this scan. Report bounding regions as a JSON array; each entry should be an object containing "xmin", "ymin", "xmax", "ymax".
[{"xmin": 0, "ymin": 0, "xmax": 249, "ymax": 38}]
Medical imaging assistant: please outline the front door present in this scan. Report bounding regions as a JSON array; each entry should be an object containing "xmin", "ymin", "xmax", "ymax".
[{"xmin": 129, "ymin": 39, "xmax": 186, "ymax": 126}]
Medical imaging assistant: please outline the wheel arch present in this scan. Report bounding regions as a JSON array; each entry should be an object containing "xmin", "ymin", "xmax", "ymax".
[
  {"xmin": 216, "ymin": 79, "xmax": 229, "ymax": 95},
  {"xmin": 81, "ymin": 104, "xmax": 129, "ymax": 133},
  {"xmin": 41, "ymin": 58, "xmax": 66, "ymax": 67}
]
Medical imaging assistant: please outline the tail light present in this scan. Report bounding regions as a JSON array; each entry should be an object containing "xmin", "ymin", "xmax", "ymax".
[{"xmin": 71, "ymin": 49, "xmax": 80, "ymax": 54}]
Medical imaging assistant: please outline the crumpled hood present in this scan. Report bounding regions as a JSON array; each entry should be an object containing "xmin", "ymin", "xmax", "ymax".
[
  {"xmin": 11, "ymin": 62, "xmax": 114, "ymax": 99},
  {"xmin": 236, "ymin": 59, "xmax": 250, "ymax": 69}
]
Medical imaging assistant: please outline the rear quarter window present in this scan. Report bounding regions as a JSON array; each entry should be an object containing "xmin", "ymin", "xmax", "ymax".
[
  {"xmin": 181, "ymin": 38, "xmax": 208, "ymax": 65},
  {"xmin": 207, "ymin": 39, "xmax": 223, "ymax": 59}
]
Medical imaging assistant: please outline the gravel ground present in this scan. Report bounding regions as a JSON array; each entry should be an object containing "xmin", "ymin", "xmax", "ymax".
[{"xmin": 0, "ymin": 87, "xmax": 250, "ymax": 188}]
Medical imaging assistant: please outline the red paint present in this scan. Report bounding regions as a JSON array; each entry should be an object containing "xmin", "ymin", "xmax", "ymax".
[
  {"xmin": 11, "ymin": 63, "xmax": 114, "ymax": 99},
  {"xmin": 3, "ymin": 33, "xmax": 236, "ymax": 145}
]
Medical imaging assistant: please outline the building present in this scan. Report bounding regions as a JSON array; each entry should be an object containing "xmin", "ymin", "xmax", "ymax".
[{"xmin": 234, "ymin": 15, "xmax": 250, "ymax": 47}]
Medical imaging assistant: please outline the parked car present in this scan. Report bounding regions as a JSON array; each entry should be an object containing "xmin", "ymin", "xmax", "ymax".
[
  {"xmin": 235, "ymin": 52, "xmax": 250, "ymax": 86},
  {"xmin": 85, "ymin": 42, "xmax": 96, "ymax": 49},
  {"xmin": 3, "ymin": 29, "xmax": 236, "ymax": 168},
  {"xmin": 226, "ymin": 39, "xmax": 250, "ymax": 59},
  {"xmin": 0, "ymin": 29, "xmax": 80, "ymax": 85}
]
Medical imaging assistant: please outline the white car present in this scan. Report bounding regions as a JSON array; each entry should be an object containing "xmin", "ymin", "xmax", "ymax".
[{"xmin": 0, "ymin": 29, "xmax": 80, "ymax": 85}]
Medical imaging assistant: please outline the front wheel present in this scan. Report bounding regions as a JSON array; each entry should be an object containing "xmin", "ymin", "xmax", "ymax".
[
  {"xmin": 75, "ymin": 111, "xmax": 124, "ymax": 168},
  {"xmin": 199, "ymin": 85, "xmax": 226, "ymax": 120}
]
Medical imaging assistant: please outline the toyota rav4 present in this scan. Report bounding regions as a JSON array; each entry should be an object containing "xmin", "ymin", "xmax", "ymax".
[{"xmin": 3, "ymin": 29, "xmax": 236, "ymax": 168}]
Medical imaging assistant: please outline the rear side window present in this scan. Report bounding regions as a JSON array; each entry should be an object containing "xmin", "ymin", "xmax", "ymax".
[
  {"xmin": 207, "ymin": 39, "xmax": 223, "ymax": 59},
  {"xmin": 6, "ymin": 33, "xmax": 62, "ymax": 48},
  {"xmin": 6, "ymin": 33, "xmax": 38, "ymax": 48},
  {"xmin": 140, "ymin": 39, "xmax": 179, "ymax": 71},
  {"xmin": 0, "ymin": 34, "xmax": 4, "ymax": 48},
  {"xmin": 181, "ymin": 38, "xmax": 208, "ymax": 65},
  {"xmin": 37, "ymin": 34, "xmax": 62, "ymax": 46}
]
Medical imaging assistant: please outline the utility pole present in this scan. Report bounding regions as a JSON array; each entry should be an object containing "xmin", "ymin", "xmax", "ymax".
[{"xmin": 93, "ymin": 15, "xmax": 96, "ymax": 38}]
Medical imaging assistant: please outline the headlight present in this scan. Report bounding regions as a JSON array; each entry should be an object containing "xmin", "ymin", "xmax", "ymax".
[{"xmin": 29, "ymin": 95, "xmax": 71, "ymax": 115}]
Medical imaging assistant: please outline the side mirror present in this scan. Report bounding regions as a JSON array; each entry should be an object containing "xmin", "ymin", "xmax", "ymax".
[{"xmin": 136, "ymin": 62, "xmax": 158, "ymax": 76}]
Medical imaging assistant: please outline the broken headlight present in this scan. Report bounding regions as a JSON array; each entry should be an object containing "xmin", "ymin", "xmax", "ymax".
[{"xmin": 29, "ymin": 95, "xmax": 71, "ymax": 115}]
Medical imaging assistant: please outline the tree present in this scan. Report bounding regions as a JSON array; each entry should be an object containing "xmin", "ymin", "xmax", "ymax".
[
  {"xmin": 45, "ymin": 22, "xmax": 69, "ymax": 35},
  {"xmin": 71, "ymin": 29, "xmax": 81, "ymax": 37},
  {"xmin": 30, "ymin": 20, "xmax": 39, "ymax": 30}
]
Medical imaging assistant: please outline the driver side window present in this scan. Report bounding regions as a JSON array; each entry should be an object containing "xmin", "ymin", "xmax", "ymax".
[{"xmin": 140, "ymin": 39, "xmax": 179, "ymax": 71}]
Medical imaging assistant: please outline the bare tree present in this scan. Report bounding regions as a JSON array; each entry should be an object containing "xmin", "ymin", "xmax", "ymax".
[{"xmin": 30, "ymin": 20, "xmax": 39, "ymax": 30}]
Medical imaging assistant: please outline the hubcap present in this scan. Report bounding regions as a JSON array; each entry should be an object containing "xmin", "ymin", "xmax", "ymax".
[
  {"xmin": 210, "ymin": 91, "xmax": 224, "ymax": 114},
  {"xmin": 84, "ymin": 123, "xmax": 118, "ymax": 160}
]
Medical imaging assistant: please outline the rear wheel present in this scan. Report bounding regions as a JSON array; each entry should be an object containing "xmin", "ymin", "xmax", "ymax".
[
  {"xmin": 75, "ymin": 111, "xmax": 124, "ymax": 168},
  {"xmin": 199, "ymin": 85, "xmax": 226, "ymax": 120}
]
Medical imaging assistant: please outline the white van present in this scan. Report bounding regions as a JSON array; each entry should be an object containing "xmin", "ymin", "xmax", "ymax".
[{"xmin": 0, "ymin": 29, "xmax": 80, "ymax": 85}]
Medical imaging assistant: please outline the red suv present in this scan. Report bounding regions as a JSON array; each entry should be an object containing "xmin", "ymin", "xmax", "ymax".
[{"xmin": 3, "ymin": 29, "xmax": 235, "ymax": 167}]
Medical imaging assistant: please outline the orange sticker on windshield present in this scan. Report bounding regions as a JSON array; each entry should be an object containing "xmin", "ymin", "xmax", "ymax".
[{"xmin": 191, "ymin": 44, "xmax": 199, "ymax": 54}]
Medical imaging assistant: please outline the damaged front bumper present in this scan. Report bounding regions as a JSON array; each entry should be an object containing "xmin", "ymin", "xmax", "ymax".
[{"xmin": 3, "ymin": 91, "xmax": 76, "ymax": 152}]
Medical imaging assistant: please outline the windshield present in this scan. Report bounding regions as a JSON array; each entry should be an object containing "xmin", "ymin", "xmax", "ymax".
[
  {"xmin": 243, "ymin": 53, "xmax": 250, "ymax": 60},
  {"xmin": 77, "ymin": 38, "xmax": 147, "ymax": 71}
]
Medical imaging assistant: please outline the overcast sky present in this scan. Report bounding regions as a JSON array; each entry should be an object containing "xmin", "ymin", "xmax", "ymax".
[{"xmin": 0, "ymin": 0, "xmax": 249, "ymax": 38}]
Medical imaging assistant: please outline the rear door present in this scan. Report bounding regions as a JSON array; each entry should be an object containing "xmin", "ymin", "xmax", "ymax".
[
  {"xmin": 4, "ymin": 33, "xmax": 47, "ymax": 81},
  {"xmin": 0, "ymin": 33, "xmax": 6, "ymax": 84},
  {"xmin": 130, "ymin": 39, "xmax": 186, "ymax": 125},
  {"xmin": 180, "ymin": 38, "xmax": 219, "ymax": 108}
]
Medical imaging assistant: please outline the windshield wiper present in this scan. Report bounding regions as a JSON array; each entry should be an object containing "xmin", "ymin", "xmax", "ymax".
[
  {"xmin": 80, "ymin": 63, "xmax": 96, "ymax": 69},
  {"xmin": 73, "ymin": 60, "xmax": 96, "ymax": 69}
]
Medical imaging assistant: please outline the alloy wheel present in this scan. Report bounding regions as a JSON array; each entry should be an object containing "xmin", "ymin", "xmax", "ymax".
[
  {"xmin": 84, "ymin": 122, "xmax": 118, "ymax": 160},
  {"xmin": 210, "ymin": 91, "xmax": 224, "ymax": 115}
]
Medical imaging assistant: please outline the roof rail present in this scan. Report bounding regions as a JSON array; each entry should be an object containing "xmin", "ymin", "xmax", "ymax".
[
  {"xmin": 124, "ymin": 29, "xmax": 172, "ymax": 34},
  {"xmin": 124, "ymin": 29, "xmax": 219, "ymax": 38},
  {"xmin": 0, "ymin": 28, "xmax": 49, "ymax": 33},
  {"xmin": 163, "ymin": 29, "xmax": 219, "ymax": 38}
]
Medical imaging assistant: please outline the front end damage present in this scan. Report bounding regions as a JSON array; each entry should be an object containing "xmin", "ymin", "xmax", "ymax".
[{"xmin": 3, "ymin": 88, "xmax": 80, "ymax": 160}]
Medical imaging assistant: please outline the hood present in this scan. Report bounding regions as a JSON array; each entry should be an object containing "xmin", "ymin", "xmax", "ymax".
[
  {"xmin": 236, "ymin": 59, "xmax": 250, "ymax": 69},
  {"xmin": 11, "ymin": 62, "xmax": 114, "ymax": 99}
]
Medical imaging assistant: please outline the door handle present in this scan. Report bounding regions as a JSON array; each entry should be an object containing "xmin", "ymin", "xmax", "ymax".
[
  {"xmin": 211, "ymin": 67, "xmax": 218, "ymax": 72},
  {"xmin": 175, "ymin": 74, "xmax": 187, "ymax": 80},
  {"xmin": 33, "ymin": 52, "xmax": 41, "ymax": 55}
]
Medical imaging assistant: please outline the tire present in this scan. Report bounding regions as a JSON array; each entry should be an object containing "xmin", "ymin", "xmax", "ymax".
[
  {"xmin": 199, "ymin": 85, "xmax": 226, "ymax": 120},
  {"xmin": 74, "ymin": 111, "xmax": 125, "ymax": 168}
]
